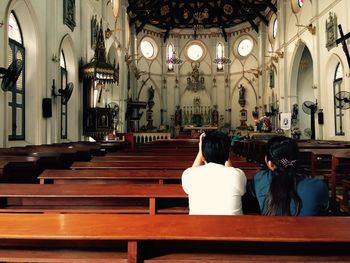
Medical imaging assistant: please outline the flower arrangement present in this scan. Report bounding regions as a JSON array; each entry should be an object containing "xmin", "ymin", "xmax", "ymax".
[{"xmin": 291, "ymin": 127, "xmax": 301, "ymax": 136}]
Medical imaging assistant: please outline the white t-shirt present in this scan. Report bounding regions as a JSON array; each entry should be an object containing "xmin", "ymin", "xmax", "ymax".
[{"xmin": 182, "ymin": 162, "xmax": 247, "ymax": 215}]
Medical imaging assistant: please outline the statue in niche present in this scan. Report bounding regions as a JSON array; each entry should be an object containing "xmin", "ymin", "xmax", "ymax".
[
  {"xmin": 91, "ymin": 15, "xmax": 99, "ymax": 49},
  {"xmin": 63, "ymin": 0, "xmax": 76, "ymax": 31},
  {"xmin": 291, "ymin": 103, "xmax": 299, "ymax": 126},
  {"xmin": 238, "ymin": 84, "xmax": 246, "ymax": 107},
  {"xmin": 186, "ymin": 63, "xmax": 205, "ymax": 92},
  {"xmin": 146, "ymin": 86, "xmax": 155, "ymax": 130},
  {"xmin": 175, "ymin": 105, "xmax": 182, "ymax": 126},
  {"xmin": 252, "ymin": 106, "xmax": 259, "ymax": 125},
  {"xmin": 212, "ymin": 105, "xmax": 219, "ymax": 126},
  {"xmin": 326, "ymin": 12, "xmax": 338, "ymax": 51}
]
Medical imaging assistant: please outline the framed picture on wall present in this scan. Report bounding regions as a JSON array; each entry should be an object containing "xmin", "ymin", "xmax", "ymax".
[{"xmin": 64, "ymin": 0, "xmax": 76, "ymax": 31}]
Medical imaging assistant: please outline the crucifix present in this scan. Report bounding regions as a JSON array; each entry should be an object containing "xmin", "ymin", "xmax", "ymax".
[{"xmin": 336, "ymin": 24, "xmax": 350, "ymax": 69}]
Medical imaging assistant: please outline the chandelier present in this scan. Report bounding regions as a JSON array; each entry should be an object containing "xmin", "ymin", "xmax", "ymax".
[
  {"xmin": 166, "ymin": 51, "xmax": 183, "ymax": 65},
  {"xmin": 213, "ymin": 57, "xmax": 232, "ymax": 65}
]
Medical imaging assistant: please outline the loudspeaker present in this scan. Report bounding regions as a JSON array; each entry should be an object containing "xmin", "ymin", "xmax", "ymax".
[
  {"xmin": 42, "ymin": 98, "xmax": 52, "ymax": 118},
  {"xmin": 318, "ymin": 111, "xmax": 324, "ymax": 125}
]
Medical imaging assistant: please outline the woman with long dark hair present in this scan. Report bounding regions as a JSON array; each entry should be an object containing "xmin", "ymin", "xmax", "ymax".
[{"xmin": 251, "ymin": 136, "xmax": 329, "ymax": 216}]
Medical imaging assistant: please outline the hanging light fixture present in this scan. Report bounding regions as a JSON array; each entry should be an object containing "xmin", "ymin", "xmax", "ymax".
[
  {"xmin": 166, "ymin": 51, "xmax": 183, "ymax": 65},
  {"xmin": 213, "ymin": 57, "xmax": 232, "ymax": 65},
  {"xmin": 213, "ymin": 43, "xmax": 231, "ymax": 66}
]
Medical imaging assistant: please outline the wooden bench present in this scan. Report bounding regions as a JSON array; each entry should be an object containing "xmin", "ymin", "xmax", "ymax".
[
  {"xmin": 38, "ymin": 169, "xmax": 184, "ymax": 184},
  {"xmin": 71, "ymin": 161, "xmax": 193, "ymax": 170},
  {"xmin": 0, "ymin": 156, "xmax": 40, "ymax": 183},
  {"xmin": 0, "ymin": 214, "xmax": 349, "ymax": 262},
  {"xmin": 341, "ymin": 179, "xmax": 350, "ymax": 214},
  {"xmin": 91, "ymin": 155, "xmax": 194, "ymax": 162},
  {"xmin": 0, "ymin": 183, "xmax": 188, "ymax": 215},
  {"xmin": 38, "ymin": 169, "xmax": 257, "ymax": 185}
]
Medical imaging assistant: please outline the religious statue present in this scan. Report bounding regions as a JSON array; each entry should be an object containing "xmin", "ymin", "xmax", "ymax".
[
  {"xmin": 252, "ymin": 106, "xmax": 259, "ymax": 128},
  {"xmin": 212, "ymin": 105, "xmax": 219, "ymax": 126},
  {"xmin": 91, "ymin": 15, "xmax": 99, "ymax": 48},
  {"xmin": 291, "ymin": 103, "xmax": 299, "ymax": 125},
  {"xmin": 238, "ymin": 84, "xmax": 246, "ymax": 107},
  {"xmin": 326, "ymin": 12, "xmax": 338, "ymax": 51},
  {"xmin": 186, "ymin": 63, "xmax": 205, "ymax": 92},
  {"xmin": 146, "ymin": 86, "xmax": 155, "ymax": 130},
  {"xmin": 175, "ymin": 105, "xmax": 182, "ymax": 126},
  {"xmin": 148, "ymin": 86, "xmax": 155, "ymax": 101},
  {"xmin": 63, "ymin": 0, "xmax": 76, "ymax": 31},
  {"xmin": 257, "ymin": 115, "xmax": 272, "ymax": 132}
]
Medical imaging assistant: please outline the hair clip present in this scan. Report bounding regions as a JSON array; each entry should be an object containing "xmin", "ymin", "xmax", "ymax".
[{"xmin": 280, "ymin": 158, "xmax": 296, "ymax": 167}]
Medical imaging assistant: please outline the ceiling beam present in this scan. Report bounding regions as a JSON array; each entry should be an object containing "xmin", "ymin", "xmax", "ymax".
[
  {"xmin": 215, "ymin": 1, "xmax": 228, "ymax": 42},
  {"xmin": 261, "ymin": 0, "xmax": 277, "ymax": 13},
  {"xmin": 129, "ymin": 0, "xmax": 162, "ymax": 26},
  {"xmin": 240, "ymin": 2, "xmax": 269, "ymax": 25},
  {"xmin": 163, "ymin": 27, "xmax": 170, "ymax": 43},
  {"xmin": 136, "ymin": 20, "xmax": 147, "ymax": 35},
  {"xmin": 127, "ymin": 0, "xmax": 144, "ymax": 13},
  {"xmin": 233, "ymin": 1, "xmax": 260, "ymax": 33}
]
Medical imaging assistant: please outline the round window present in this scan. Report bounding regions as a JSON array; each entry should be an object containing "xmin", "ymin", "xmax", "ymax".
[
  {"xmin": 140, "ymin": 37, "xmax": 158, "ymax": 60},
  {"xmin": 112, "ymin": 0, "xmax": 120, "ymax": 18},
  {"xmin": 291, "ymin": 0, "xmax": 303, "ymax": 13},
  {"xmin": 237, "ymin": 38, "xmax": 253, "ymax": 57},
  {"xmin": 273, "ymin": 18, "xmax": 278, "ymax": 39},
  {"xmin": 185, "ymin": 41, "xmax": 206, "ymax": 61},
  {"xmin": 268, "ymin": 14, "xmax": 278, "ymax": 44},
  {"xmin": 233, "ymin": 35, "xmax": 254, "ymax": 59}
]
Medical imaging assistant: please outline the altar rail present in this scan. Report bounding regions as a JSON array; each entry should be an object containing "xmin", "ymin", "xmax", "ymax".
[{"xmin": 133, "ymin": 132, "xmax": 171, "ymax": 144}]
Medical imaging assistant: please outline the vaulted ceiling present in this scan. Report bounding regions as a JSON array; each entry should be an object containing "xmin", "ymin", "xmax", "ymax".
[{"xmin": 127, "ymin": 0, "xmax": 277, "ymax": 41}]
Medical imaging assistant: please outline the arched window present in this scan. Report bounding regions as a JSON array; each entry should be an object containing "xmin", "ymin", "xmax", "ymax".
[
  {"xmin": 60, "ymin": 50, "xmax": 68, "ymax": 139},
  {"xmin": 167, "ymin": 43, "xmax": 174, "ymax": 71},
  {"xmin": 216, "ymin": 43, "xmax": 224, "ymax": 71},
  {"xmin": 333, "ymin": 62, "xmax": 344, "ymax": 135},
  {"xmin": 7, "ymin": 11, "xmax": 25, "ymax": 140}
]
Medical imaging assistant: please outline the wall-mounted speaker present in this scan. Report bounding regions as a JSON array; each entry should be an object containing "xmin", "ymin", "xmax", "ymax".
[
  {"xmin": 318, "ymin": 111, "xmax": 324, "ymax": 125},
  {"xmin": 42, "ymin": 98, "xmax": 52, "ymax": 118}
]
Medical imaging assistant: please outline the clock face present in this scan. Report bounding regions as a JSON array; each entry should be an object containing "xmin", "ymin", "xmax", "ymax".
[{"xmin": 237, "ymin": 39, "xmax": 253, "ymax": 57}]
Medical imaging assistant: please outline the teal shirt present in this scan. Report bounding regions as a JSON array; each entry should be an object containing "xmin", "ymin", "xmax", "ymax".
[{"xmin": 251, "ymin": 170, "xmax": 329, "ymax": 216}]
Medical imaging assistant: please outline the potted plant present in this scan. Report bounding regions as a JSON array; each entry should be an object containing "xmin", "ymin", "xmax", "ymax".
[{"xmin": 291, "ymin": 127, "xmax": 301, "ymax": 139}]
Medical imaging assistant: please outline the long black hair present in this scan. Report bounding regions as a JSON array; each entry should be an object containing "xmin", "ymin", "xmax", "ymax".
[{"xmin": 263, "ymin": 136, "xmax": 302, "ymax": 216}]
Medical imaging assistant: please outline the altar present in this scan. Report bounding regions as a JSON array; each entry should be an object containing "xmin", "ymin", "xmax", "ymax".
[{"xmin": 183, "ymin": 126, "xmax": 218, "ymax": 132}]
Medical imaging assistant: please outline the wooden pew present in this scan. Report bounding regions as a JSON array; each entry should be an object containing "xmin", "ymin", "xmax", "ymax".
[
  {"xmin": 38, "ymin": 169, "xmax": 258, "ymax": 185},
  {"xmin": 0, "ymin": 214, "xmax": 349, "ymax": 262},
  {"xmin": 0, "ymin": 156, "xmax": 40, "ymax": 183},
  {"xmin": 38, "ymin": 169, "xmax": 184, "ymax": 184},
  {"xmin": 71, "ymin": 161, "xmax": 193, "ymax": 170},
  {"xmin": 341, "ymin": 179, "xmax": 350, "ymax": 214},
  {"xmin": 0, "ymin": 183, "xmax": 188, "ymax": 215},
  {"xmin": 91, "ymin": 155, "xmax": 193, "ymax": 162},
  {"xmin": 330, "ymin": 150, "xmax": 350, "ymax": 211}
]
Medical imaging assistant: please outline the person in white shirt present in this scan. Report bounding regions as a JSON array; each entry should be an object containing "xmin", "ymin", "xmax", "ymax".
[{"xmin": 182, "ymin": 131, "xmax": 247, "ymax": 215}]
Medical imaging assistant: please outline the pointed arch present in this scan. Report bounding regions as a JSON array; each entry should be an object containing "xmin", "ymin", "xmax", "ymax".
[
  {"xmin": 4, "ymin": 0, "xmax": 41, "ymax": 146},
  {"xmin": 58, "ymin": 33, "xmax": 78, "ymax": 141}
]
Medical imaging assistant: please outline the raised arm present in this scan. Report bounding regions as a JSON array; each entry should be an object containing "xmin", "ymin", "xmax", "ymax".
[{"xmin": 192, "ymin": 133, "xmax": 205, "ymax": 167}]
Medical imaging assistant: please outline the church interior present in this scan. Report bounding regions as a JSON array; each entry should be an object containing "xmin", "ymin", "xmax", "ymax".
[
  {"xmin": 0, "ymin": 0, "xmax": 350, "ymax": 261},
  {"xmin": 0, "ymin": 0, "xmax": 349, "ymax": 145}
]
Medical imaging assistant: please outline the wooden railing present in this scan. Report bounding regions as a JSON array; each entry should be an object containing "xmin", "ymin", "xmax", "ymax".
[{"xmin": 133, "ymin": 132, "xmax": 171, "ymax": 144}]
